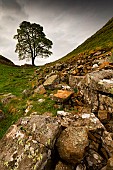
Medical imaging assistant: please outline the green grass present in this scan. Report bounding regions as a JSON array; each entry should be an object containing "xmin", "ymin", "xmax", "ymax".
[
  {"xmin": 0, "ymin": 101, "xmax": 21, "ymax": 139},
  {"xmin": 0, "ymin": 64, "xmax": 58, "ymax": 139},
  {"xmin": 0, "ymin": 64, "xmax": 36, "ymax": 138},
  {"xmin": 0, "ymin": 64, "xmax": 36, "ymax": 96},
  {"xmin": 28, "ymin": 93, "xmax": 58, "ymax": 116}
]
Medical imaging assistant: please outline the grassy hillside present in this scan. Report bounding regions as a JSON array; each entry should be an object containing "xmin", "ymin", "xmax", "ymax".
[
  {"xmin": 0, "ymin": 64, "xmax": 58, "ymax": 139},
  {"xmin": 59, "ymin": 17, "xmax": 113, "ymax": 63}
]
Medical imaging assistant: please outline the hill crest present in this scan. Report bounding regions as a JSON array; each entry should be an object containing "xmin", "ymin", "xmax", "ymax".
[{"xmin": 0, "ymin": 55, "xmax": 14, "ymax": 66}]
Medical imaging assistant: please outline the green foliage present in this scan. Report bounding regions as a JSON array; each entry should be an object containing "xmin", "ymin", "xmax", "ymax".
[{"xmin": 14, "ymin": 21, "xmax": 53, "ymax": 65}]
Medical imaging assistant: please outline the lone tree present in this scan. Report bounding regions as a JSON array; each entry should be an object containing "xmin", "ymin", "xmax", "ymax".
[{"xmin": 14, "ymin": 21, "xmax": 53, "ymax": 66}]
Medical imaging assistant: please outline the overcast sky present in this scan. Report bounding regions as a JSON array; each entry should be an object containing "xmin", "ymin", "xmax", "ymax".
[{"xmin": 0, "ymin": 0, "xmax": 113, "ymax": 66}]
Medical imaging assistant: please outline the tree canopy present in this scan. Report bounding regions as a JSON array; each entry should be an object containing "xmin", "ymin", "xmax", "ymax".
[{"xmin": 14, "ymin": 21, "xmax": 53, "ymax": 65}]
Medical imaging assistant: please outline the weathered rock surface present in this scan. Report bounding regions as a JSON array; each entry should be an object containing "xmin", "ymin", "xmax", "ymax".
[
  {"xmin": 106, "ymin": 157, "xmax": 113, "ymax": 170},
  {"xmin": 78, "ymin": 69, "xmax": 113, "ymax": 112},
  {"xmin": 56, "ymin": 126, "xmax": 89, "ymax": 165},
  {"xmin": 34, "ymin": 85, "xmax": 46, "ymax": 94},
  {"xmin": 56, "ymin": 111, "xmax": 112, "ymax": 169},
  {"xmin": 53, "ymin": 90, "xmax": 74, "ymax": 102},
  {"xmin": 69, "ymin": 75, "xmax": 84, "ymax": 88},
  {"xmin": 0, "ymin": 115, "xmax": 61, "ymax": 170},
  {"xmin": 43, "ymin": 74, "xmax": 59, "ymax": 89}
]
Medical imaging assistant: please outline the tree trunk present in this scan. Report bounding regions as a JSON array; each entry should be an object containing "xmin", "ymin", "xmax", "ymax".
[{"xmin": 32, "ymin": 56, "xmax": 35, "ymax": 66}]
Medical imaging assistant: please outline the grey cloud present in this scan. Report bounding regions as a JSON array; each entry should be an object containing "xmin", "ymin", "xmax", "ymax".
[
  {"xmin": 0, "ymin": 0, "xmax": 113, "ymax": 65},
  {"xmin": 1, "ymin": 0, "xmax": 22, "ymax": 11}
]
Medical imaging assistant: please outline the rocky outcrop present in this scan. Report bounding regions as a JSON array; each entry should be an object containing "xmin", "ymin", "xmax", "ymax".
[
  {"xmin": 34, "ymin": 85, "xmax": 46, "ymax": 94},
  {"xmin": 78, "ymin": 69, "xmax": 113, "ymax": 112},
  {"xmin": 1, "ymin": 50, "xmax": 113, "ymax": 170},
  {"xmin": 1, "ymin": 110, "xmax": 113, "ymax": 170}
]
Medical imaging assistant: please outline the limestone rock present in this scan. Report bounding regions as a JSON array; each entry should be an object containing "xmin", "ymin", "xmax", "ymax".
[
  {"xmin": 0, "ymin": 115, "xmax": 61, "ymax": 170},
  {"xmin": 69, "ymin": 75, "xmax": 84, "ymax": 88},
  {"xmin": 53, "ymin": 90, "xmax": 73, "ymax": 102},
  {"xmin": 98, "ymin": 110, "xmax": 108, "ymax": 123},
  {"xmin": 1, "ymin": 93, "xmax": 16, "ymax": 104},
  {"xmin": 43, "ymin": 74, "xmax": 59, "ymax": 89},
  {"xmin": 78, "ymin": 70, "xmax": 113, "ymax": 112},
  {"xmin": 102, "ymin": 131, "xmax": 113, "ymax": 158},
  {"xmin": 34, "ymin": 85, "xmax": 46, "ymax": 94},
  {"xmin": 56, "ymin": 126, "xmax": 89, "ymax": 165}
]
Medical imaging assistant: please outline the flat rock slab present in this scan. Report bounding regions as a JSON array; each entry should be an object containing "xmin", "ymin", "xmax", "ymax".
[
  {"xmin": 43, "ymin": 75, "xmax": 59, "ymax": 89},
  {"xmin": 53, "ymin": 90, "xmax": 74, "ymax": 102},
  {"xmin": 0, "ymin": 115, "xmax": 61, "ymax": 170}
]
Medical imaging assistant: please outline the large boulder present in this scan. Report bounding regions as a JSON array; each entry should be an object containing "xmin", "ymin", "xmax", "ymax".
[
  {"xmin": 56, "ymin": 126, "xmax": 89, "ymax": 165},
  {"xmin": 0, "ymin": 115, "xmax": 61, "ymax": 170}
]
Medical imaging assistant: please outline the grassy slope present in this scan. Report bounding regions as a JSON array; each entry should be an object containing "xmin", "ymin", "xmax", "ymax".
[
  {"xmin": 0, "ymin": 64, "xmax": 35, "ymax": 138},
  {"xmin": 0, "ymin": 64, "xmax": 58, "ymax": 139},
  {"xmin": 58, "ymin": 17, "xmax": 113, "ymax": 63},
  {"xmin": 0, "ymin": 64, "xmax": 34, "ymax": 96}
]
